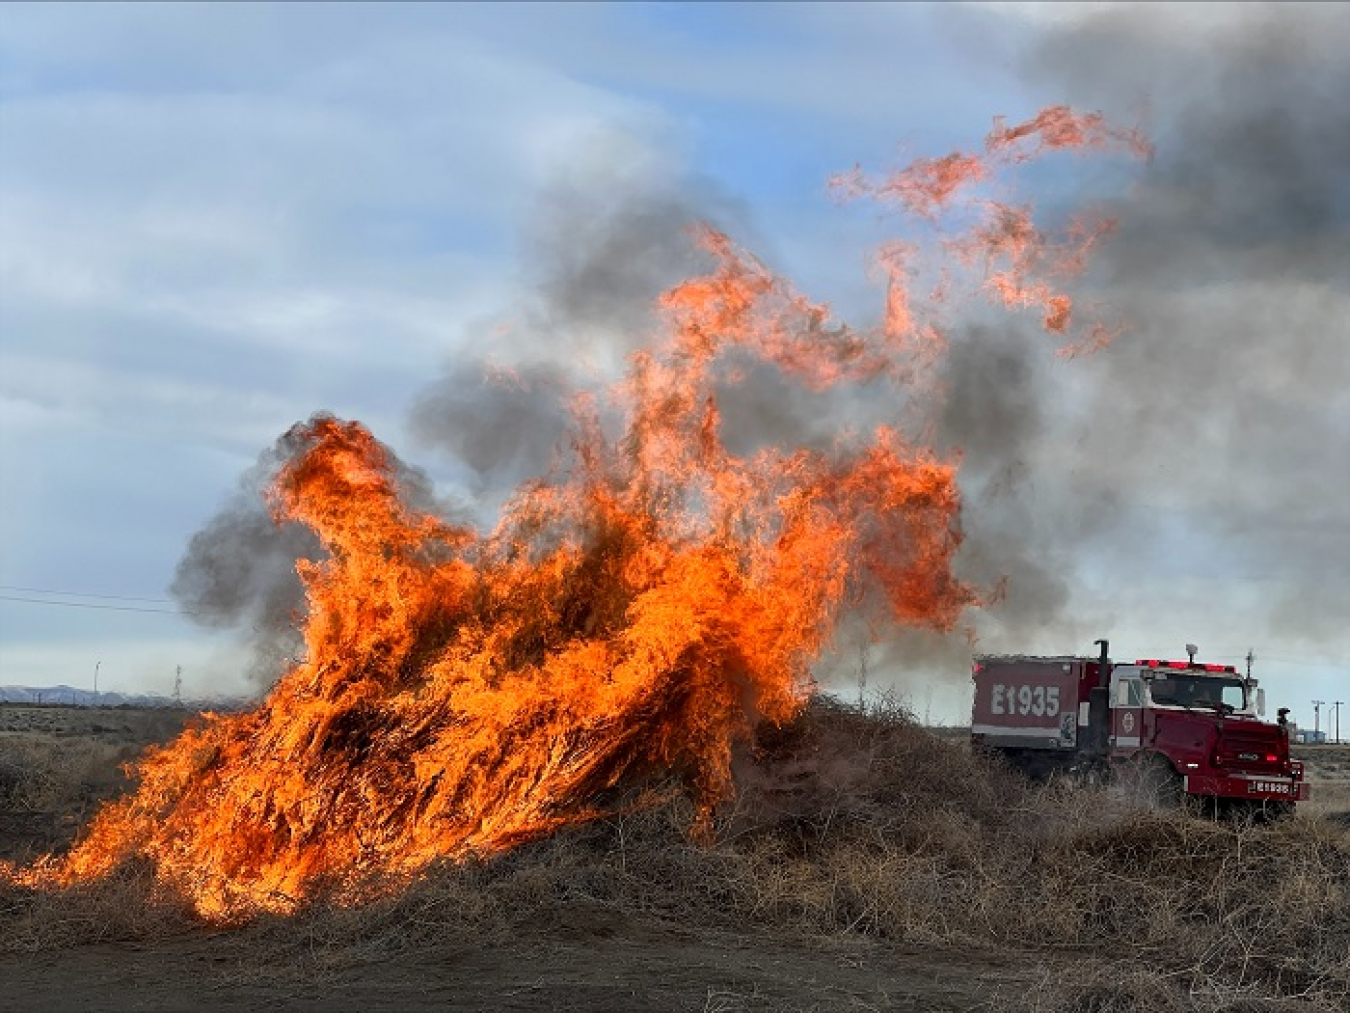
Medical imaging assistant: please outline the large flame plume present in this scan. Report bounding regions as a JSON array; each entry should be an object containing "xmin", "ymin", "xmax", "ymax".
[{"xmin": 5, "ymin": 108, "xmax": 1144, "ymax": 922}]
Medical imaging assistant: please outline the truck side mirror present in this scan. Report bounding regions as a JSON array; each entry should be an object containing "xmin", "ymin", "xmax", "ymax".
[{"xmin": 1256, "ymin": 688, "xmax": 1266, "ymax": 717}]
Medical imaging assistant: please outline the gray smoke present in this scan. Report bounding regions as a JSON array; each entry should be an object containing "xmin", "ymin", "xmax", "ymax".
[
  {"xmin": 524, "ymin": 159, "xmax": 734, "ymax": 353},
  {"xmin": 176, "ymin": 138, "xmax": 746, "ymax": 686},
  {"xmin": 1015, "ymin": 5, "xmax": 1350, "ymax": 643},
  {"xmin": 825, "ymin": 6, "xmax": 1350, "ymax": 694},
  {"xmin": 937, "ymin": 328, "xmax": 1072, "ymax": 627},
  {"xmin": 411, "ymin": 131, "xmax": 750, "ymax": 506},
  {"xmin": 177, "ymin": 12, "xmax": 1350, "ymax": 699},
  {"xmin": 874, "ymin": 5, "xmax": 1350, "ymax": 679},
  {"xmin": 410, "ymin": 360, "xmax": 575, "ymax": 500},
  {"xmin": 172, "ymin": 413, "xmax": 460, "ymax": 688},
  {"xmin": 171, "ymin": 426, "xmax": 318, "ymax": 687}
]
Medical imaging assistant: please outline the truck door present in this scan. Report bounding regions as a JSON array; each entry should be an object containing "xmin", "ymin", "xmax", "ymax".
[{"xmin": 1110, "ymin": 673, "xmax": 1144, "ymax": 753}]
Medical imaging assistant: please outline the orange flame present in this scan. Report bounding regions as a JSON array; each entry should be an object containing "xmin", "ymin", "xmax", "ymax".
[
  {"xmin": 833, "ymin": 107, "xmax": 1148, "ymax": 355},
  {"xmin": 985, "ymin": 105, "xmax": 1152, "ymax": 163},
  {"xmin": 4, "ymin": 107, "xmax": 1144, "ymax": 922}
]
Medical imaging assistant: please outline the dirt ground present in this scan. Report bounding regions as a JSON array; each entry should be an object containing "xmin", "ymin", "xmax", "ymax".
[
  {"xmin": 1, "ymin": 706, "xmax": 1345, "ymax": 1012},
  {"xmin": 0, "ymin": 922, "xmax": 1048, "ymax": 1012}
]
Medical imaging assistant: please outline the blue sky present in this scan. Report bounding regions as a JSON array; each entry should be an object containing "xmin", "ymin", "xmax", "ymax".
[{"xmin": 1, "ymin": 3, "xmax": 1346, "ymax": 727}]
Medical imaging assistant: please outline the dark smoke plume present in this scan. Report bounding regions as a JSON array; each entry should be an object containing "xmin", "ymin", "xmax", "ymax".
[
  {"xmin": 177, "ymin": 137, "xmax": 747, "ymax": 687},
  {"xmin": 172, "ymin": 414, "xmax": 457, "ymax": 688},
  {"xmin": 890, "ymin": 5, "xmax": 1350, "ymax": 677},
  {"xmin": 411, "ymin": 132, "xmax": 750, "ymax": 506},
  {"xmin": 171, "ymin": 426, "xmax": 318, "ymax": 686},
  {"xmin": 177, "ymin": 13, "xmax": 1349, "ymax": 697},
  {"xmin": 410, "ymin": 361, "xmax": 575, "ymax": 501},
  {"xmin": 1017, "ymin": 6, "xmax": 1350, "ymax": 643},
  {"xmin": 829, "ymin": 6, "xmax": 1349, "ymax": 690}
]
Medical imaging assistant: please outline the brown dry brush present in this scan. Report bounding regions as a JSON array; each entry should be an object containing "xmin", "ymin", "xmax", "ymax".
[
  {"xmin": 0, "ymin": 735, "xmax": 136, "ymax": 817},
  {"xmin": 1, "ymin": 700, "xmax": 1346, "ymax": 1011}
]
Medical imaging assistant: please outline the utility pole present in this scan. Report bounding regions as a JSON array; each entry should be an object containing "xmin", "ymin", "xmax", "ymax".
[
  {"xmin": 1335, "ymin": 701, "xmax": 1344, "ymax": 745},
  {"xmin": 93, "ymin": 660, "xmax": 100, "ymax": 703},
  {"xmin": 857, "ymin": 641, "xmax": 868, "ymax": 713},
  {"xmin": 1312, "ymin": 700, "xmax": 1325, "ymax": 739},
  {"xmin": 174, "ymin": 665, "xmax": 183, "ymax": 707}
]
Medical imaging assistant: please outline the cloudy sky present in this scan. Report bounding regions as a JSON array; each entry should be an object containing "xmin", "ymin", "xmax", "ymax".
[{"xmin": 1, "ymin": 3, "xmax": 1346, "ymax": 728}]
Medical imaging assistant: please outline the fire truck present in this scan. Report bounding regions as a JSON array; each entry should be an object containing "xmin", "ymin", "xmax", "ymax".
[{"xmin": 970, "ymin": 640, "xmax": 1308, "ymax": 815}]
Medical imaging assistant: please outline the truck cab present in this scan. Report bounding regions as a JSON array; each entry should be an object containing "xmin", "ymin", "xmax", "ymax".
[{"xmin": 1110, "ymin": 659, "xmax": 1306, "ymax": 810}]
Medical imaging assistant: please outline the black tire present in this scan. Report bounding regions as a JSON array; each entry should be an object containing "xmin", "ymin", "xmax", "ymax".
[
  {"xmin": 1125, "ymin": 753, "xmax": 1183, "ymax": 811},
  {"xmin": 1224, "ymin": 799, "xmax": 1295, "ymax": 824}
]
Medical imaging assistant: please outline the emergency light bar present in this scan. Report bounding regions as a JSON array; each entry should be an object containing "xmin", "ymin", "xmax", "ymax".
[{"xmin": 1135, "ymin": 659, "xmax": 1238, "ymax": 673}]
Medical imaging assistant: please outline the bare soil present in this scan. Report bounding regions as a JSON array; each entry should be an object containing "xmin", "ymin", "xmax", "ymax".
[{"xmin": 0, "ymin": 922, "xmax": 1046, "ymax": 1012}]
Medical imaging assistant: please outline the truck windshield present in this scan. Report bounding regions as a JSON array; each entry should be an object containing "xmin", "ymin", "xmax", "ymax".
[{"xmin": 1147, "ymin": 676, "xmax": 1246, "ymax": 713}]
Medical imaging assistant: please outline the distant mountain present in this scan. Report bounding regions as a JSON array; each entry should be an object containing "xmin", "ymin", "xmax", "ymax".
[{"xmin": 0, "ymin": 684, "xmax": 249, "ymax": 710}]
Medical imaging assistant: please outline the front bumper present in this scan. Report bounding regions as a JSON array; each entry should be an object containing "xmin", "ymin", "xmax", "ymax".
[{"xmin": 1183, "ymin": 772, "xmax": 1310, "ymax": 802}]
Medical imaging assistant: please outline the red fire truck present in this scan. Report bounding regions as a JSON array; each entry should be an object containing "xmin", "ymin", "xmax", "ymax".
[{"xmin": 970, "ymin": 640, "xmax": 1308, "ymax": 815}]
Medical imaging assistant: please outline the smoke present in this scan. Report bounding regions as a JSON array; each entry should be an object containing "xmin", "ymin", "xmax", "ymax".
[
  {"xmin": 409, "ymin": 360, "xmax": 575, "ymax": 501},
  {"xmin": 879, "ymin": 4, "xmax": 1350, "ymax": 677},
  {"xmin": 1016, "ymin": 6, "xmax": 1350, "ymax": 642},
  {"xmin": 177, "ymin": 12, "xmax": 1349, "ymax": 698},
  {"xmin": 177, "ymin": 132, "xmax": 751, "ymax": 686},
  {"xmin": 410, "ymin": 129, "xmax": 750, "ymax": 507},
  {"xmin": 938, "ymin": 328, "xmax": 1072, "ymax": 626},
  {"xmin": 826, "ymin": 6, "xmax": 1349, "ymax": 693},
  {"xmin": 1025, "ymin": 7, "xmax": 1349, "ymax": 289},
  {"xmin": 171, "ymin": 414, "xmax": 459, "ymax": 688},
  {"xmin": 170, "ymin": 427, "xmax": 317, "ymax": 686}
]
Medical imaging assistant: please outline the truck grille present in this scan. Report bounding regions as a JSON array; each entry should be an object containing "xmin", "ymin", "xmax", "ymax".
[{"xmin": 1215, "ymin": 728, "xmax": 1284, "ymax": 772}]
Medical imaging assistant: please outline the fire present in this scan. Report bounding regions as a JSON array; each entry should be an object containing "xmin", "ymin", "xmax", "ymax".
[
  {"xmin": 4, "ymin": 108, "xmax": 1145, "ymax": 922},
  {"xmin": 834, "ymin": 104, "xmax": 1148, "ymax": 357}
]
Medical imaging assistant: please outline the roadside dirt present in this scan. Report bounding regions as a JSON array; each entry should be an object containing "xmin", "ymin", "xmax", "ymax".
[{"xmin": 0, "ymin": 921, "xmax": 1042, "ymax": 1012}]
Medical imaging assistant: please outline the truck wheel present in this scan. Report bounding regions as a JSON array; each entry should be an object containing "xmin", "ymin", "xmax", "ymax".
[
  {"xmin": 1231, "ymin": 799, "xmax": 1294, "ymax": 824},
  {"xmin": 1127, "ymin": 754, "xmax": 1183, "ymax": 811}
]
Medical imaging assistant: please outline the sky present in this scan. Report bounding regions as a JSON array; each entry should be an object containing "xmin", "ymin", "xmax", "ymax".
[{"xmin": 0, "ymin": 2, "xmax": 1346, "ymax": 730}]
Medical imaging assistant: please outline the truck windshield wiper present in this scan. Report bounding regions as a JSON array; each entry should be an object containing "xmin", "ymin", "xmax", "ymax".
[{"xmin": 1155, "ymin": 698, "xmax": 1200, "ymax": 713}]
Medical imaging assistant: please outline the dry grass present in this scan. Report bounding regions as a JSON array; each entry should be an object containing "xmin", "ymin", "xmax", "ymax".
[
  {"xmin": 0, "ymin": 734, "xmax": 134, "ymax": 813},
  {"xmin": 0, "ymin": 860, "xmax": 196, "ymax": 953},
  {"xmin": 0, "ymin": 732, "xmax": 146, "ymax": 869},
  {"xmin": 1, "ymin": 699, "xmax": 1347, "ymax": 1011}
]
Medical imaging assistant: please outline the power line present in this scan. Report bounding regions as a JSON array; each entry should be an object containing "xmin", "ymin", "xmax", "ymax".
[
  {"xmin": 0, "ymin": 584, "xmax": 235, "ymax": 616},
  {"xmin": 0, "ymin": 584, "xmax": 176, "ymax": 604},
  {"xmin": 0, "ymin": 594, "xmax": 194, "ymax": 616}
]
